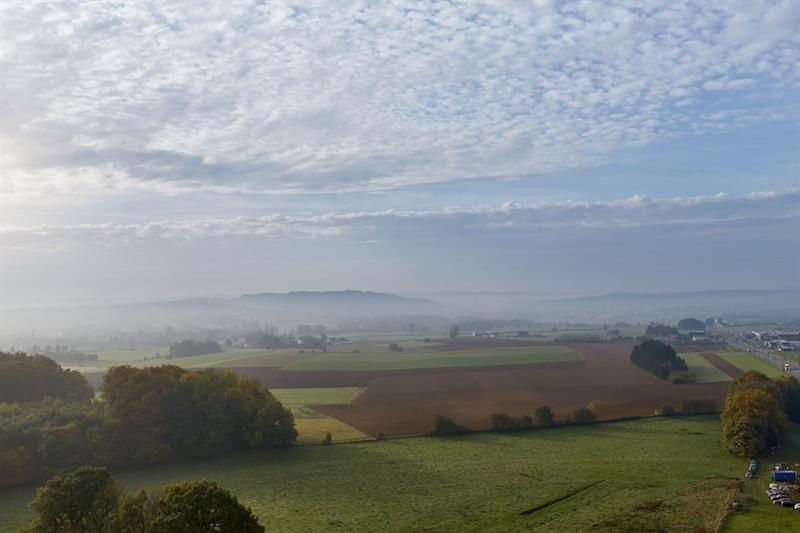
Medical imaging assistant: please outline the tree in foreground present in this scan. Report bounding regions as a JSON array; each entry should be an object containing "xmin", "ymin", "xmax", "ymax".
[
  {"xmin": 27, "ymin": 467, "xmax": 122, "ymax": 533},
  {"xmin": 151, "ymin": 480, "xmax": 264, "ymax": 533},
  {"xmin": 449, "ymin": 325, "xmax": 460, "ymax": 338},
  {"xmin": 721, "ymin": 386, "xmax": 788, "ymax": 457},
  {"xmin": 27, "ymin": 468, "xmax": 264, "ymax": 533}
]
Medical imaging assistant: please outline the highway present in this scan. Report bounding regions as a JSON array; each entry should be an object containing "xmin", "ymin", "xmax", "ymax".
[{"xmin": 726, "ymin": 338, "xmax": 800, "ymax": 380}]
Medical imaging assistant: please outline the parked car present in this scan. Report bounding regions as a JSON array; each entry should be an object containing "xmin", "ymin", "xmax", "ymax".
[
  {"xmin": 794, "ymin": 503, "xmax": 800, "ymax": 510},
  {"xmin": 781, "ymin": 500, "xmax": 796, "ymax": 508}
]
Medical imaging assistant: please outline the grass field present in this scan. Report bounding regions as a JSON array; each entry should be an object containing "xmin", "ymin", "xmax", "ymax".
[
  {"xmin": 271, "ymin": 387, "xmax": 364, "ymax": 418},
  {"xmin": 279, "ymin": 345, "xmax": 583, "ymax": 371},
  {"xmin": 0, "ymin": 416, "xmax": 772, "ymax": 532},
  {"xmin": 680, "ymin": 352, "xmax": 733, "ymax": 383},
  {"xmin": 270, "ymin": 387, "xmax": 369, "ymax": 445},
  {"xmin": 717, "ymin": 351, "xmax": 785, "ymax": 378}
]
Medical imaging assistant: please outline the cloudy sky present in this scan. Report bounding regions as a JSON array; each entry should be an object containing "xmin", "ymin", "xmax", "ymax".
[{"xmin": 1, "ymin": 0, "xmax": 798, "ymax": 306}]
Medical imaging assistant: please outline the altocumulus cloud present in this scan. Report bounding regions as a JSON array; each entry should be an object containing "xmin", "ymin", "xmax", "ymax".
[
  {"xmin": 3, "ymin": 190, "xmax": 797, "ymax": 248},
  {"xmin": 1, "ymin": 0, "xmax": 798, "ymax": 198}
]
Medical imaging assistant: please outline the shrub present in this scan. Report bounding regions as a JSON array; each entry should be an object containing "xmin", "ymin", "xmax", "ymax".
[
  {"xmin": 682, "ymin": 397, "xmax": 717, "ymax": 415},
  {"xmin": 659, "ymin": 403, "xmax": 676, "ymax": 416},
  {"xmin": 323, "ymin": 432, "xmax": 332, "ymax": 445},
  {"xmin": 430, "ymin": 415, "xmax": 469, "ymax": 435},
  {"xmin": 534, "ymin": 405, "xmax": 555, "ymax": 426},
  {"xmin": 489, "ymin": 413, "xmax": 533, "ymax": 432},
  {"xmin": 571, "ymin": 407, "xmax": 596, "ymax": 425},
  {"xmin": 388, "ymin": 343, "xmax": 403, "ymax": 352}
]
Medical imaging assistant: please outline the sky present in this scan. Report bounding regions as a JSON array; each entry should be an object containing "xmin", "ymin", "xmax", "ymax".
[{"xmin": 1, "ymin": 0, "xmax": 798, "ymax": 307}]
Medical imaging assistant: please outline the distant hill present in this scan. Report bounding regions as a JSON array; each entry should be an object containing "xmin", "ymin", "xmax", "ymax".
[{"xmin": 241, "ymin": 290, "xmax": 434, "ymax": 306}]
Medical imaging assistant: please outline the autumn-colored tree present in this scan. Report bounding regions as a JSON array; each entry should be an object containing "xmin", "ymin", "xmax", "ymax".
[{"xmin": 721, "ymin": 387, "xmax": 788, "ymax": 457}]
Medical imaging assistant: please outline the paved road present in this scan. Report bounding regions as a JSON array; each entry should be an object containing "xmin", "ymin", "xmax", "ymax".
[{"xmin": 726, "ymin": 339, "xmax": 800, "ymax": 379}]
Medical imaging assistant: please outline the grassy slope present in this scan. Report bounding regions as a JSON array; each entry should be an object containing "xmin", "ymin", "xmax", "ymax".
[
  {"xmin": 680, "ymin": 352, "xmax": 733, "ymax": 383},
  {"xmin": 280, "ymin": 345, "xmax": 583, "ymax": 371},
  {"xmin": 717, "ymin": 351, "xmax": 785, "ymax": 378},
  {"xmin": 0, "ymin": 417, "xmax": 750, "ymax": 532},
  {"xmin": 723, "ymin": 427, "xmax": 800, "ymax": 532}
]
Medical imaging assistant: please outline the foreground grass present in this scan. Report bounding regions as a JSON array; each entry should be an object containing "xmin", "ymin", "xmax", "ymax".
[
  {"xmin": 280, "ymin": 345, "xmax": 583, "ymax": 371},
  {"xmin": 680, "ymin": 352, "xmax": 733, "ymax": 383},
  {"xmin": 1, "ymin": 416, "xmax": 753, "ymax": 532},
  {"xmin": 717, "ymin": 351, "xmax": 785, "ymax": 378}
]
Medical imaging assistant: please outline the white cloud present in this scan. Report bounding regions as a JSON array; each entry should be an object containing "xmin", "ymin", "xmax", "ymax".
[
  {"xmin": 1, "ymin": 0, "xmax": 798, "ymax": 198},
  {"xmin": 4, "ymin": 189, "xmax": 797, "ymax": 248}
]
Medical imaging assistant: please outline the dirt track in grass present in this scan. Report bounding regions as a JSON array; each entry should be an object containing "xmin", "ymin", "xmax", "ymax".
[{"xmin": 315, "ymin": 342, "xmax": 730, "ymax": 437}]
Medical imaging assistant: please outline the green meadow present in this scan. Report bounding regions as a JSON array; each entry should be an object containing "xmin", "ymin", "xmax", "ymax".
[{"xmin": 4, "ymin": 416, "xmax": 785, "ymax": 532}]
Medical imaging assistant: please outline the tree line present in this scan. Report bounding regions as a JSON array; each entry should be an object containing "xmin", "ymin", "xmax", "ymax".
[
  {"xmin": 168, "ymin": 339, "xmax": 222, "ymax": 358},
  {"xmin": 0, "ymin": 353, "xmax": 296, "ymax": 488},
  {"xmin": 721, "ymin": 371, "xmax": 800, "ymax": 458},
  {"xmin": 26, "ymin": 467, "xmax": 264, "ymax": 533}
]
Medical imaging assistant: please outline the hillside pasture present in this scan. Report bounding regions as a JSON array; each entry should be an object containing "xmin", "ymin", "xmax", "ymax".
[{"xmin": 0, "ymin": 416, "xmax": 750, "ymax": 532}]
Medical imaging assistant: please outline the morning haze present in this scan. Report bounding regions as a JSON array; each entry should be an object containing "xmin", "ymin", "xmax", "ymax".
[{"xmin": 1, "ymin": 1, "xmax": 799, "ymax": 531}]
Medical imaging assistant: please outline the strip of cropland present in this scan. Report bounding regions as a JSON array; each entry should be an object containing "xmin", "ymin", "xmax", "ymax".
[
  {"xmin": 317, "ymin": 342, "xmax": 730, "ymax": 436},
  {"xmin": 680, "ymin": 352, "xmax": 734, "ymax": 382},
  {"xmin": 0, "ymin": 416, "xmax": 762, "ymax": 532}
]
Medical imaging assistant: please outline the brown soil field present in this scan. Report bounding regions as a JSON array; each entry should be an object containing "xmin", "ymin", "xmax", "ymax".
[
  {"xmin": 700, "ymin": 352, "xmax": 743, "ymax": 379},
  {"xmin": 315, "ymin": 342, "xmax": 730, "ymax": 437}
]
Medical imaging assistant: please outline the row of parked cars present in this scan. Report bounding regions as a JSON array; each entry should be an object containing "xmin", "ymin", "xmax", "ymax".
[{"xmin": 767, "ymin": 483, "xmax": 800, "ymax": 509}]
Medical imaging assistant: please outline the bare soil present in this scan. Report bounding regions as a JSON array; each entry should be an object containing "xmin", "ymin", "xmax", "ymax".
[{"xmin": 315, "ymin": 342, "xmax": 729, "ymax": 436}]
